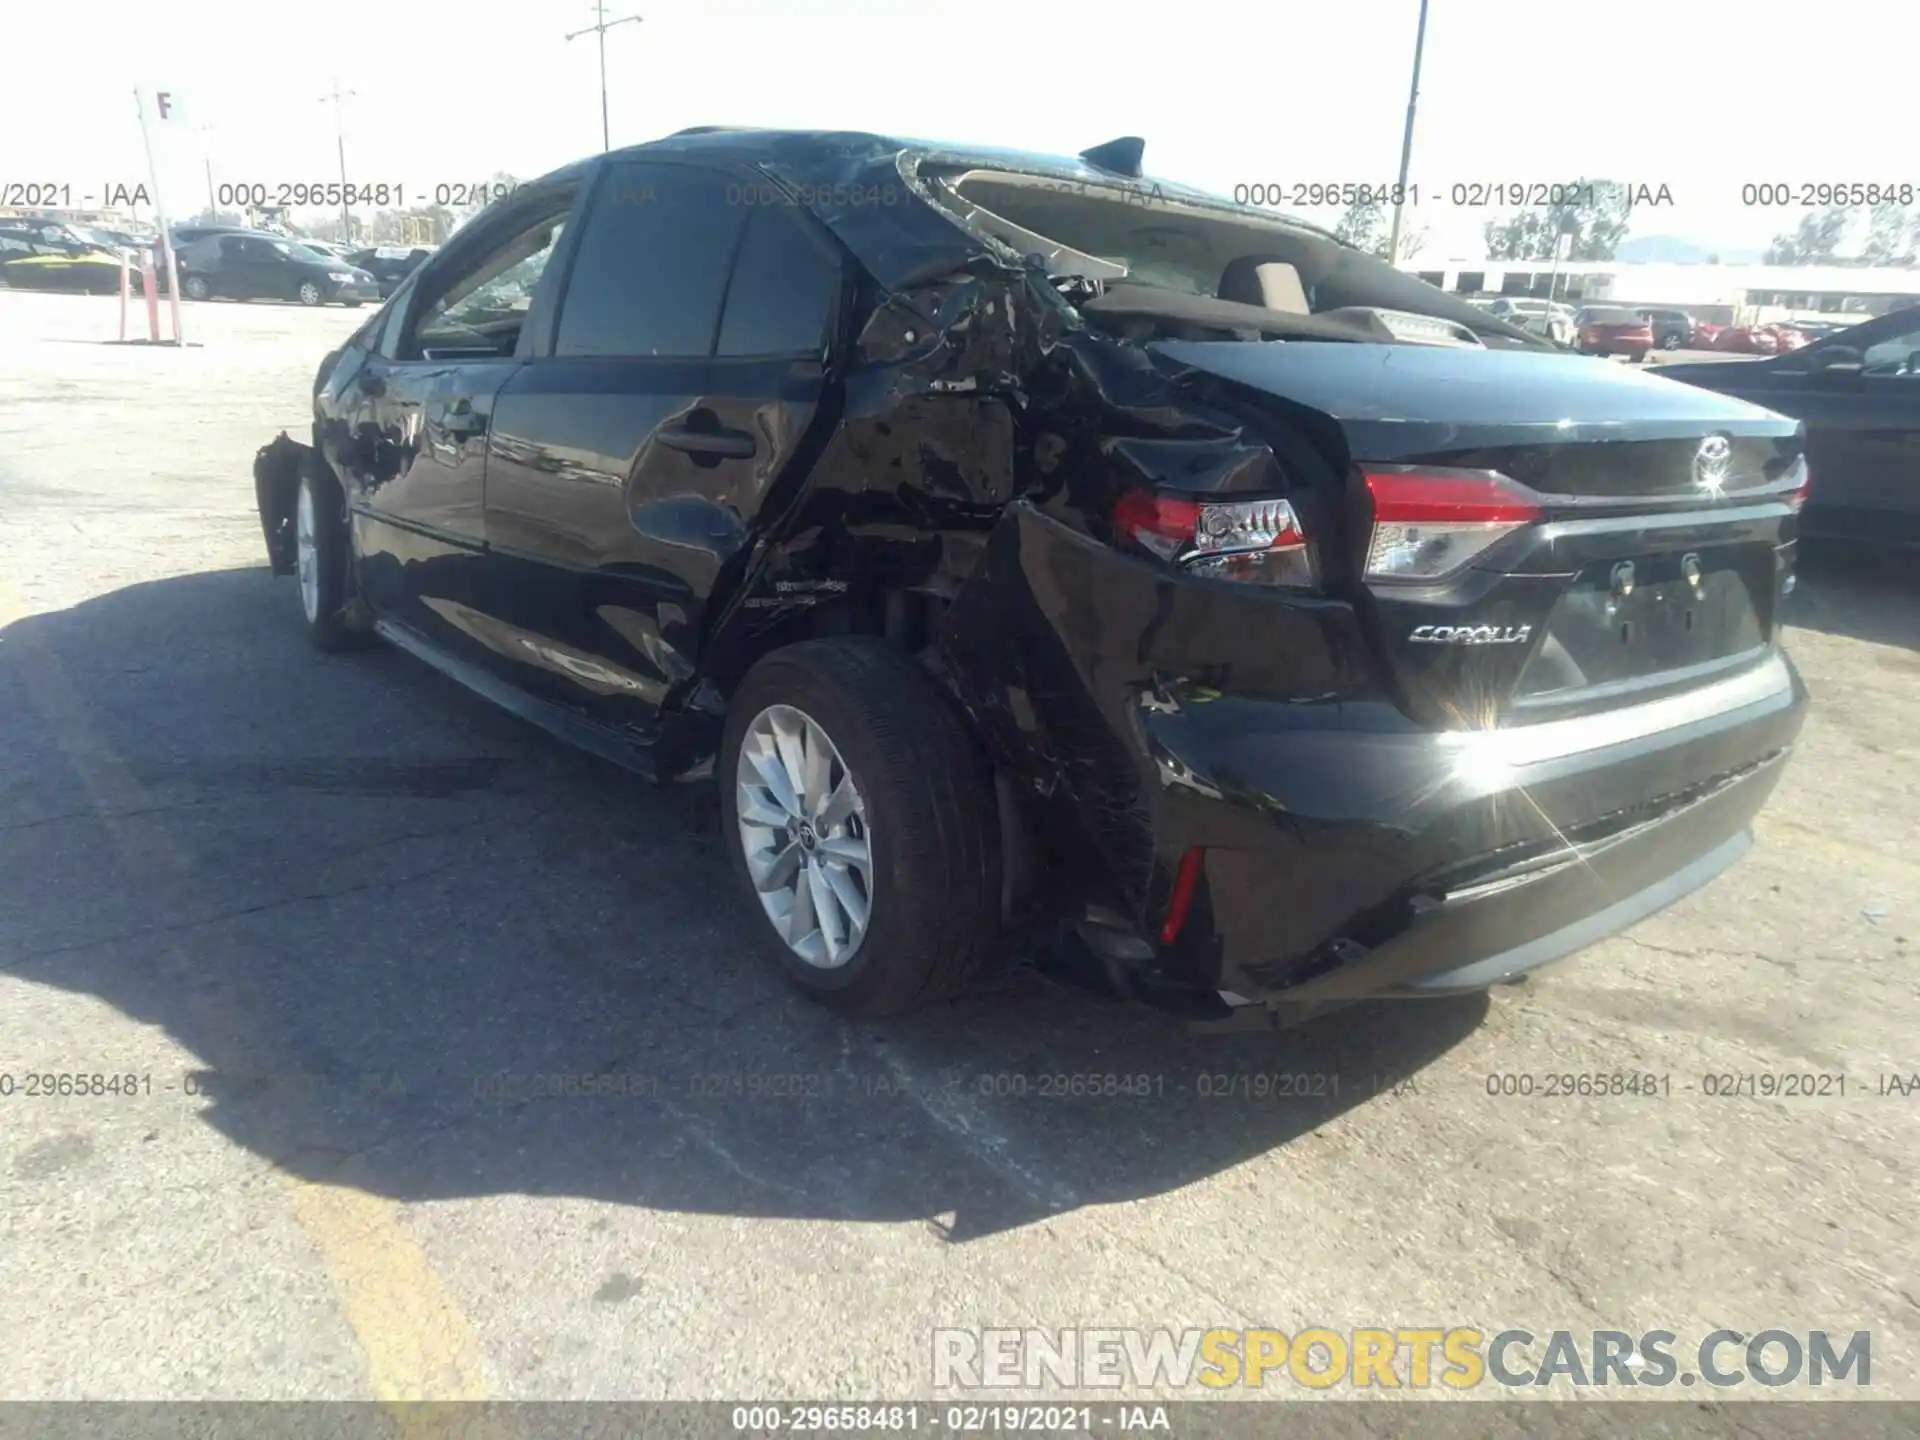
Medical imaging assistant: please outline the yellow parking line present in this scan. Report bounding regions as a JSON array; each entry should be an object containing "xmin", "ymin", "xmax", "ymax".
[
  {"xmin": 2, "ymin": 579, "xmax": 495, "ymax": 1415},
  {"xmin": 283, "ymin": 1182, "xmax": 494, "ymax": 1404}
]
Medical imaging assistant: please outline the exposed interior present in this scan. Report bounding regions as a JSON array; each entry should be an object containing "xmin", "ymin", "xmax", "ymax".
[{"xmin": 931, "ymin": 168, "xmax": 1545, "ymax": 350}]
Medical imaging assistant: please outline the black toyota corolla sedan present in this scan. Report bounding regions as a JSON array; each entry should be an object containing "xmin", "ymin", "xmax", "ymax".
[{"xmin": 252, "ymin": 128, "xmax": 1809, "ymax": 1021}]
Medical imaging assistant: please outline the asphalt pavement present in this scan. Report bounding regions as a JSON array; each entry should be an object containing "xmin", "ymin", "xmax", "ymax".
[{"xmin": 1, "ymin": 292, "xmax": 1915, "ymax": 1417}]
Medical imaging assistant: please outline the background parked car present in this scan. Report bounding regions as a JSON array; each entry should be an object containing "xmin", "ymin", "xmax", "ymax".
[
  {"xmin": 1658, "ymin": 306, "xmax": 1920, "ymax": 546},
  {"xmin": 295, "ymin": 240, "xmax": 357, "ymax": 263},
  {"xmin": 175, "ymin": 232, "xmax": 379, "ymax": 306},
  {"xmin": 1787, "ymin": 319, "xmax": 1856, "ymax": 342},
  {"xmin": 1764, "ymin": 323, "xmax": 1808, "ymax": 352},
  {"xmin": 168, "ymin": 224, "xmax": 261, "ymax": 250},
  {"xmin": 0, "ymin": 219, "xmax": 133, "ymax": 293},
  {"xmin": 1639, "ymin": 307, "xmax": 1698, "ymax": 350},
  {"xmin": 1486, "ymin": 297, "xmax": 1576, "ymax": 345},
  {"xmin": 0, "ymin": 217, "xmax": 93, "ymax": 259},
  {"xmin": 346, "ymin": 245, "xmax": 437, "ymax": 298},
  {"xmin": 1573, "ymin": 306, "xmax": 1654, "ymax": 361},
  {"xmin": 1710, "ymin": 325, "xmax": 1780, "ymax": 354}
]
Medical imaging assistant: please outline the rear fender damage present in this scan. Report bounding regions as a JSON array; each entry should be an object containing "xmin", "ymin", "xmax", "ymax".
[{"xmin": 697, "ymin": 251, "xmax": 1373, "ymax": 950}]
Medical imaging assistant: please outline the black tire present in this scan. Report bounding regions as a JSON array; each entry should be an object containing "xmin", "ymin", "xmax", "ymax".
[
  {"xmin": 297, "ymin": 281, "xmax": 325, "ymax": 307},
  {"xmin": 719, "ymin": 637, "xmax": 1002, "ymax": 1017},
  {"xmin": 294, "ymin": 453, "xmax": 362, "ymax": 652},
  {"xmin": 182, "ymin": 273, "xmax": 211, "ymax": 301},
  {"xmin": 1629, "ymin": 349, "xmax": 1648, "ymax": 364}
]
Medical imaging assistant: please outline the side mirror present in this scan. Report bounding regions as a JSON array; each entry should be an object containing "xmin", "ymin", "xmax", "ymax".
[{"xmin": 1810, "ymin": 346, "xmax": 1864, "ymax": 375}]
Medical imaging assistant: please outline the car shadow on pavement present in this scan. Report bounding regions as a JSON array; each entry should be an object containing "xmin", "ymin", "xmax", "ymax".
[
  {"xmin": 1, "ymin": 568, "xmax": 1488, "ymax": 1240},
  {"xmin": 1784, "ymin": 541, "xmax": 1920, "ymax": 651}
]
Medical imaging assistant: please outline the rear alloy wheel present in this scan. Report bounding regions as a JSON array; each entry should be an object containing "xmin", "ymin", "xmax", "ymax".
[
  {"xmin": 182, "ymin": 274, "xmax": 211, "ymax": 301},
  {"xmin": 721, "ymin": 637, "xmax": 1002, "ymax": 1016},
  {"xmin": 736, "ymin": 704, "xmax": 876, "ymax": 969},
  {"xmin": 297, "ymin": 281, "xmax": 324, "ymax": 306}
]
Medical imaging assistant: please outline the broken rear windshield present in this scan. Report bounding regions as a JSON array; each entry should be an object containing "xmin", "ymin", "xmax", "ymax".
[{"xmin": 925, "ymin": 166, "xmax": 1542, "ymax": 348}]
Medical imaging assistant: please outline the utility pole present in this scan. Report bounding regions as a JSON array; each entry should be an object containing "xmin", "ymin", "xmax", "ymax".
[
  {"xmin": 319, "ymin": 78, "xmax": 356, "ymax": 241},
  {"xmin": 199, "ymin": 121, "xmax": 217, "ymax": 219},
  {"xmin": 1386, "ymin": 0, "xmax": 1431, "ymax": 267},
  {"xmin": 567, "ymin": 1, "xmax": 642, "ymax": 152}
]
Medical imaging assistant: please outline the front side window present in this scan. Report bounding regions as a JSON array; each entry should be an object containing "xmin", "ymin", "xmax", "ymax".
[
  {"xmin": 554, "ymin": 163, "xmax": 744, "ymax": 358},
  {"xmin": 407, "ymin": 198, "xmax": 573, "ymax": 359}
]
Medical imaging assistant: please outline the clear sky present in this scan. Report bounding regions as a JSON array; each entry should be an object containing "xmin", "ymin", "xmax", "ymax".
[{"xmin": 3, "ymin": 0, "xmax": 1908, "ymax": 258}]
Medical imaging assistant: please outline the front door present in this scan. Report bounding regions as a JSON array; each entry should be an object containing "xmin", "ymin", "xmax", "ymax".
[
  {"xmin": 218, "ymin": 234, "xmax": 280, "ymax": 298},
  {"xmin": 329, "ymin": 187, "xmax": 581, "ymax": 660}
]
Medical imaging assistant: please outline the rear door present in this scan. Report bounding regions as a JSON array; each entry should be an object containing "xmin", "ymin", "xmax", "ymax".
[
  {"xmin": 483, "ymin": 159, "xmax": 844, "ymax": 731},
  {"xmin": 324, "ymin": 182, "xmax": 581, "ymax": 660}
]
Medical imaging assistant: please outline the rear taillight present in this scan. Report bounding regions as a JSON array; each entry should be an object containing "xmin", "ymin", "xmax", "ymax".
[
  {"xmin": 1159, "ymin": 847, "xmax": 1206, "ymax": 944},
  {"xmin": 1112, "ymin": 490, "xmax": 1316, "ymax": 588},
  {"xmin": 1361, "ymin": 467, "xmax": 1542, "ymax": 582}
]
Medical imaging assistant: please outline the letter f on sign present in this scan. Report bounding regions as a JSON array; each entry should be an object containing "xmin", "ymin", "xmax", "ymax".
[{"xmin": 157, "ymin": 92, "xmax": 172, "ymax": 118}]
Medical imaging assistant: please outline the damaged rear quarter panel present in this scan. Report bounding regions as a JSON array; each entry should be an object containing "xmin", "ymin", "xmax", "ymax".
[{"xmin": 938, "ymin": 500, "xmax": 1388, "ymax": 945}]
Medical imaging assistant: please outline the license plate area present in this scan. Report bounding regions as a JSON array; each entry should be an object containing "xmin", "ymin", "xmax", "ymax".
[{"xmin": 1514, "ymin": 548, "xmax": 1767, "ymax": 699}]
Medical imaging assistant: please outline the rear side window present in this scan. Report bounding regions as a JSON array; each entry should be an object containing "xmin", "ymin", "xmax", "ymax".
[
  {"xmin": 555, "ymin": 163, "xmax": 743, "ymax": 358},
  {"xmin": 716, "ymin": 207, "xmax": 841, "ymax": 357}
]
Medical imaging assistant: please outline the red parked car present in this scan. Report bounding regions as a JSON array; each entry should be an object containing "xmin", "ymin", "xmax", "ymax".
[
  {"xmin": 1713, "ymin": 325, "xmax": 1781, "ymax": 355},
  {"xmin": 1572, "ymin": 306, "xmax": 1654, "ymax": 361},
  {"xmin": 1764, "ymin": 324, "xmax": 1808, "ymax": 352}
]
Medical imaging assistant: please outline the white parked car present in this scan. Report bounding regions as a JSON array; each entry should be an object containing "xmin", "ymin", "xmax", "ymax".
[{"xmin": 1486, "ymin": 298, "xmax": 1578, "ymax": 346}]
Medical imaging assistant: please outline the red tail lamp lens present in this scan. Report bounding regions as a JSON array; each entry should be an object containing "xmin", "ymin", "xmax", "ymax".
[{"xmin": 1159, "ymin": 847, "xmax": 1206, "ymax": 945}]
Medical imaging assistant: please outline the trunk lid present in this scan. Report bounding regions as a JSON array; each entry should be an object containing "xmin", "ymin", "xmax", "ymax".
[{"xmin": 1151, "ymin": 341, "xmax": 1805, "ymax": 727}]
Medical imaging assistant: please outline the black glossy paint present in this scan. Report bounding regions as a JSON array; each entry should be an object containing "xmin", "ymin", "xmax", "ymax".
[{"xmin": 267, "ymin": 128, "xmax": 1810, "ymax": 1009}]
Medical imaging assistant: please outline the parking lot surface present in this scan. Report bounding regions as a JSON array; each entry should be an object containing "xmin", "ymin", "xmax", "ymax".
[{"xmin": 2, "ymin": 291, "xmax": 1916, "ymax": 1406}]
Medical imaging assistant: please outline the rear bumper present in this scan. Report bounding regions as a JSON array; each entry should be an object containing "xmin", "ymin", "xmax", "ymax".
[
  {"xmin": 941, "ymin": 503, "xmax": 1807, "ymax": 1009},
  {"xmin": 1154, "ymin": 653, "xmax": 1805, "ymax": 1002}
]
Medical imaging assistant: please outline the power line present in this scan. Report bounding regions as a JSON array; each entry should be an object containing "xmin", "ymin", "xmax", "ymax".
[{"xmin": 566, "ymin": 2, "xmax": 642, "ymax": 152}]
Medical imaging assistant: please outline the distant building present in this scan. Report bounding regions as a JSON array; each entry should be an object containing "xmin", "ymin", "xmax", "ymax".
[{"xmin": 1400, "ymin": 258, "xmax": 1920, "ymax": 324}]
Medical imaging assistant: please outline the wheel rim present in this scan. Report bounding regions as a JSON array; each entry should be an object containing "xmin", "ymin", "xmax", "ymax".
[
  {"xmin": 734, "ymin": 703, "xmax": 874, "ymax": 969},
  {"xmin": 300, "ymin": 283, "xmax": 321, "ymax": 305},
  {"xmin": 295, "ymin": 480, "xmax": 320, "ymax": 623},
  {"xmin": 185, "ymin": 277, "xmax": 207, "ymax": 299}
]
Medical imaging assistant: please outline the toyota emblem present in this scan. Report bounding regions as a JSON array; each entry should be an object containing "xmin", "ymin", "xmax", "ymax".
[{"xmin": 1694, "ymin": 434, "xmax": 1733, "ymax": 490}]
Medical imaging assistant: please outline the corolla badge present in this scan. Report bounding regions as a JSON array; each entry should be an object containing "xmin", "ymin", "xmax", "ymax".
[
  {"xmin": 1693, "ymin": 434, "xmax": 1733, "ymax": 490},
  {"xmin": 1408, "ymin": 623, "xmax": 1534, "ymax": 645}
]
